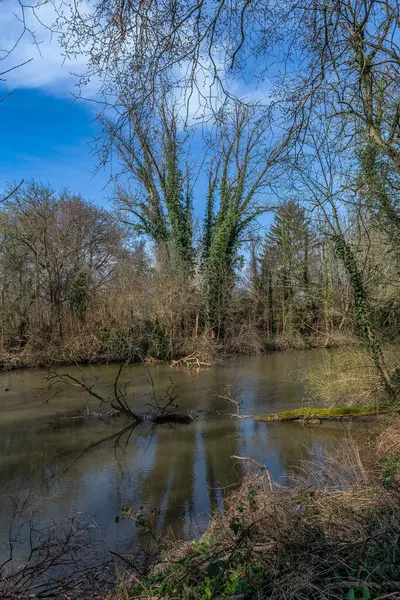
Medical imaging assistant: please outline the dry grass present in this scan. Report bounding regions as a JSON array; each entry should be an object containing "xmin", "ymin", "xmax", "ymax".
[
  {"xmin": 303, "ymin": 347, "xmax": 394, "ymax": 407},
  {"xmin": 377, "ymin": 415, "xmax": 400, "ymax": 458},
  {"xmin": 124, "ymin": 434, "xmax": 400, "ymax": 599}
]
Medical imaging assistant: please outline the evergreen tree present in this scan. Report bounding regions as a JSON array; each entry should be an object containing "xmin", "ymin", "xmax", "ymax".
[
  {"xmin": 253, "ymin": 240, "xmax": 276, "ymax": 338},
  {"xmin": 266, "ymin": 201, "xmax": 314, "ymax": 333}
]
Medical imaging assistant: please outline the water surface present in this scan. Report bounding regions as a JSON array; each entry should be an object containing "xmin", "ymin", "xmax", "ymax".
[{"xmin": 0, "ymin": 351, "xmax": 369, "ymax": 557}]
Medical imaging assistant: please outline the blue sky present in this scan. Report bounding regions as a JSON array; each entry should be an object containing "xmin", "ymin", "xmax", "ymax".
[
  {"xmin": 0, "ymin": 87, "xmax": 112, "ymax": 206},
  {"xmin": 0, "ymin": 1, "xmax": 211, "ymax": 212},
  {"xmin": 0, "ymin": 0, "xmax": 275, "ymax": 226},
  {"xmin": 0, "ymin": 1, "xmax": 114, "ymax": 207}
]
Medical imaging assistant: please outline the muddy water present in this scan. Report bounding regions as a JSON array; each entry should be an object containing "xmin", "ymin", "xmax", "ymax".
[{"xmin": 0, "ymin": 351, "xmax": 370, "ymax": 558}]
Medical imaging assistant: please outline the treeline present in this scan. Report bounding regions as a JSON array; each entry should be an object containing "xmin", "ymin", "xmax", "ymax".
[
  {"xmin": 0, "ymin": 170, "xmax": 397, "ymax": 368},
  {"xmin": 3, "ymin": 0, "xmax": 400, "ymax": 376}
]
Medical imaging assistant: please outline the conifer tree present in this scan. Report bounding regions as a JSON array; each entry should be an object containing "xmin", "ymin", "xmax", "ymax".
[{"xmin": 266, "ymin": 201, "xmax": 313, "ymax": 333}]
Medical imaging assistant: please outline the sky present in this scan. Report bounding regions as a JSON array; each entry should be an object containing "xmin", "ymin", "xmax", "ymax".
[
  {"xmin": 0, "ymin": 88, "xmax": 113, "ymax": 205},
  {"xmin": 0, "ymin": 0, "xmax": 213, "ymax": 211},
  {"xmin": 0, "ymin": 1, "xmax": 113, "ymax": 207},
  {"xmin": 0, "ymin": 0, "xmax": 275, "ymax": 220}
]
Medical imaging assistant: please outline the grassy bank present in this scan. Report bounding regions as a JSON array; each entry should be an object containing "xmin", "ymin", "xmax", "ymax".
[{"xmin": 118, "ymin": 417, "xmax": 400, "ymax": 600}]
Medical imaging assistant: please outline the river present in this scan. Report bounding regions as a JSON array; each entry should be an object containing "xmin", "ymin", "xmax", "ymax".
[{"xmin": 0, "ymin": 350, "xmax": 371, "ymax": 562}]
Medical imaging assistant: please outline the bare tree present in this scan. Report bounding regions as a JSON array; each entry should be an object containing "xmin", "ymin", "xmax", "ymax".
[
  {"xmin": 107, "ymin": 99, "xmax": 194, "ymax": 272},
  {"xmin": 0, "ymin": 181, "xmax": 125, "ymax": 345},
  {"xmin": 291, "ymin": 116, "xmax": 398, "ymax": 394},
  {"xmin": 201, "ymin": 102, "xmax": 287, "ymax": 336},
  {"xmin": 42, "ymin": 364, "xmax": 193, "ymax": 424},
  {"xmin": 53, "ymin": 0, "xmax": 280, "ymax": 117}
]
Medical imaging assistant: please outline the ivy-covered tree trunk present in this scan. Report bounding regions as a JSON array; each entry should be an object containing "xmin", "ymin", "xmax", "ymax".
[
  {"xmin": 204, "ymin": 215, "xmax": 238, "ymax": 338},
  {"xmin": 162, "ymin": 112, "xmax": 194, "ymax": 275},
  {"xmin": 112, "ymin": 104, "xmax": 194, "ymax": 278},
  {"xmin": 68, "ymin": 270, "xmax": 89, "ymax": 322},
  {"xmin": 322, "ymin": 244, "xmax": 331, "ymax": 336},
  {"xmin": 360, "ymin": 143, "xmax": 400, "ymax": 262},
  {"xmin": 268, "ymin": 272, "xmax": 275, "ymax": 337},
  {"xmin": 333, "ymin": 234, "xmax": 396, "ymax": 395}
]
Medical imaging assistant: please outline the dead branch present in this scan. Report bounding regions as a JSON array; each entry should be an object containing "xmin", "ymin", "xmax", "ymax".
[
  {"xmin": 216, "ymin": 382, "xmax": 244, "ymax": 418},
  {"xmin": 152, "ymin": 413, "xmax": 192, "ymax": 424},
  {"xmin": 0, "ymin": 498, "xmax": 113, "ymax": 600},
  {"xmin": 144, "ymin": 365, "xmax": 179, "ymax": 413},
  {"xmin": 0, "ymin": 181, "xmax": 24, "ymax": 204},
  {"xmin": 231, "ymin": 455, "xmax": 274, "ymax": 493},
  {"xmin": 170, "ymin": 352, "xmax": 213, "ymax": 369},
  {"xmin": 42, "ymin": 365, "xmax": 193, "ymax": 425}
]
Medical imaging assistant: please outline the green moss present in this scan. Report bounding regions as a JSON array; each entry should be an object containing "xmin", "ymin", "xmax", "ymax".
[{"xmin": 255, "ymin": 405, "xmax": 390, "ymax": 422}]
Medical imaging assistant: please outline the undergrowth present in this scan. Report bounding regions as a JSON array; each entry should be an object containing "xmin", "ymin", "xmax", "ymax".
[
  {"xmin": 115, "ymin": 418, "xmax": 400, "ymax": 600},
  {"xmin": 304, "ymin": 346, "xmax": 400, "ymax": 407}
]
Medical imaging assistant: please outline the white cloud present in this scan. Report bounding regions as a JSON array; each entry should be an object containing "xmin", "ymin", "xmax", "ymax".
[
  {"xmin": 174, "ymin": 57, "xmax": 273, "ymax": 127},
  {"xmin": 0, "ymin": 0, "xmax": 98, "ymax": 95},
  {"xmin": 0, "ymin": 1, "xmax": 271, "ymax": 113}
]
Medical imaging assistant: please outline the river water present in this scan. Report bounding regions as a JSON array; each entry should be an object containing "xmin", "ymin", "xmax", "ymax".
[{"xmin": 0, "ymin": 350, "xmax": 369, "ymax": 560}]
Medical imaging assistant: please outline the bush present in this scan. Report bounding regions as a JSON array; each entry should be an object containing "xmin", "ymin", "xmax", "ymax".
[{"xmin": 304, "ymin": 347, "xmax": 389, "ymax": 407}]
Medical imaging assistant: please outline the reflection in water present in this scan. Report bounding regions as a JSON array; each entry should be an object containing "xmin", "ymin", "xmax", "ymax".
[{"xmin": 0, "ymin": 351, "xmax": 372, "ymax": 557}]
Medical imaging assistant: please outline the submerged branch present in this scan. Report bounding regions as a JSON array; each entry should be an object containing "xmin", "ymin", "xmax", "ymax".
[
  {"xmin": 218, "ymin": 384, "xmax": 390, "ymax": 424},
  {"xmin": 42, "ymin": 365, "xmax": 193, "ymax": 426}
]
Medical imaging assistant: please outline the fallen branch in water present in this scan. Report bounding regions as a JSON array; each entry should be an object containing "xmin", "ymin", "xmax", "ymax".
[
  {"xmin": 49, "ymin": 406, "xmax": 119, "ymax": 428},
  {"xmin": 42, "ymin": 364, "xmax": 193, "ymax": 425},
  {"xmin": 151, "ymin": 413, "xmax": 192, "ymax": 424},
  {"xmin": 218, "ymin": 386, "xmax": 390, "ymax": 424},
  {"xmin": 216, "ymin": 381, "xmax": 245, "ymax": 418},
  {"xmin": 170, "ymin": 352, "xmax": 213, "ymax": 369},
  {"xmin": 43, "ymin": 365, "xmax": 143, "ymax": 421},
  {"xmin": 231, "ymin": 455, "xmax": 274, "ymax": 493}
]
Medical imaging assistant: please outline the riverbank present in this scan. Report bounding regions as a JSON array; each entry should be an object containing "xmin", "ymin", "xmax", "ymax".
[
  {"xmin": 122, "ymin": 416, "xmax": 400, "ymax": 600},
  {"xmin": 0, "ymin": 331, "xmax": 357, "ymax": 372},
  {"xmin": 2, "ymin": 414, "xmax": 400, "ymax": 599}
]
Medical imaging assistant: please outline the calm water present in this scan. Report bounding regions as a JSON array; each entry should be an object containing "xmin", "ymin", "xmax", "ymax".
[{"xmin": 0, "ymin": 351, "xmax": 369, "ymax": 558}]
